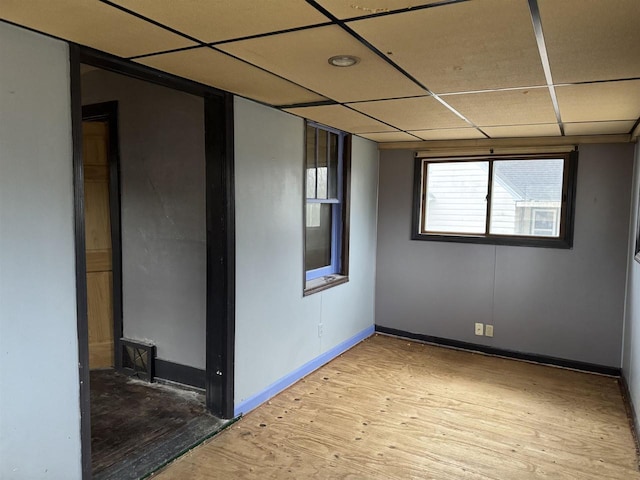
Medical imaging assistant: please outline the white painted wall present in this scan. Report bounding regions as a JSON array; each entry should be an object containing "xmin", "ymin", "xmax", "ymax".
[
  {"xmin": 233, "ymin": 97, "xmax": 378, "ymax": 407},
  {"xmin": 0, "ymin": 23, "xmax": 81, "ymax": 479},
  {"xmin": 623, "ymin": 142, "xmax": 640, "ymax": 432},
  {"xmin": 377, "ymin": 144, "xmax": 633, "ymax": 367}
]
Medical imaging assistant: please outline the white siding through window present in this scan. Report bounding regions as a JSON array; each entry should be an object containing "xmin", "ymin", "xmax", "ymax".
[
  {"xmin": 425, "ymin": 162, "xmax": 488, "ymax": 234},
  {"xmin": 490, "ymin": 181, "xmax": 517, "ymax": 234}
]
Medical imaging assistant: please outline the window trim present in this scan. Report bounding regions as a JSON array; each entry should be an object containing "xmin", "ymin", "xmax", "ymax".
[
  {"xmin": 411, "ymin": 151, "xmax": 578, "ymax": 249},
  {"xmin": 303, "ymin": 123, "xmax": 351, "ymax": 295},
  {"xmin": 304, "ymin": 124, "xmax": 344, "ymax": 281}
]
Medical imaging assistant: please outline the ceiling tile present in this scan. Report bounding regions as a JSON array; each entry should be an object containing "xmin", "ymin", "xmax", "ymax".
[
  {"xmin": 0, "ymin": 0, "xmax": 195, "ymax": 58},
  {"xmin": 482, "ymin": 124, "xmax": 561, "ymax": 138},
  {"xmin": 443, "ymin": 89, "xmax": 557, "ymax": 127},
  {"xmin": 538, "ymin": 0, "xmax": 640, "ymax": 84},
  {"xmin": 219, "ymin": 25, "xmax": 426, "ymax": 103},
  {"xmin": 409, "ymin": 128, "xmax": 486, "ymax": 141},
  {"xmin": 350, "ymin": 0, "xmax": 546, "ymax": 93},
  {"xmin": 556, "ymin": 80, "xmax": 640, "ymax": 123},
  {"xmin": 111, "ymin": 0, "xmax": 329, "ymax": 43},
  {"xmin": 316, "ymin": 0, "xmax": 443, "ymax": 19},
  {"xmin": 137, "ymin": 48, "xmax": 326, "ymax": 106},
  {"xmin": 348, "ymin": 96, "xmax": 469, "ymax": 130},
  {"xmin": 284, "ymin": 105, "xmax": 395, "ymax": 133},
  {"xmin": 564, "ymin": 121, "xmax": 636, "ymax": 136},
  {"xmin": 358, "ymin": 131, "xmax": 421, "ymax": 142}
]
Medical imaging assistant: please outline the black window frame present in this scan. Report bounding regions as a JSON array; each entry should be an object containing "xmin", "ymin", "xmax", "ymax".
[{"xmin": 411, "ymin": 151, "xmax": 578, "ymax": 249}]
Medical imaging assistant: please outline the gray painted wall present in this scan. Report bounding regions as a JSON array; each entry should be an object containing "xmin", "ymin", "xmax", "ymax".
[
  {"xmin": 82, "ymin": 70, "xmax": 207, "ymax": 369},
  {"xmin": 0, "ymin": 23, "xmax": 81, "ymax": 479},
  {"xmin": 377, "ymin": 144, "xmax": 633, "ymax": 367},
  {"xmin": 234, "ymin": 97, "xmax": 378, "ymax": 407},
  {"xmin": 623, "ymin": 142, "xmax": 640, "ymax": 432}
]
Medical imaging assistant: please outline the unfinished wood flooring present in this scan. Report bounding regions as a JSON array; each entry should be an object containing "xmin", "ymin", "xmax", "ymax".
[{"xmin": 153, "ymin": 334, "xmax": 639, "ymax": 479}]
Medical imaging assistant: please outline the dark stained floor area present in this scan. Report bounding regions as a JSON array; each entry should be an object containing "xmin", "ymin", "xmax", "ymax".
[{"xmin": 91, "ymin": 370, "xmax": 230, "ymax": 480}]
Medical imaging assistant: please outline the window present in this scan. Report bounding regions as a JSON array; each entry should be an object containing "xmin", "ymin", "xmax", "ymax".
[
  {"xmin": 304, "ymin": 122, "xmax": 350, "ymax": 293},
  {"xmin": 412, "ymin": 152, "xmax": 577, "ymax": 248},
  {"xmin": 531, "ymin": 209, "xmax": 557, "ymax": 236}
]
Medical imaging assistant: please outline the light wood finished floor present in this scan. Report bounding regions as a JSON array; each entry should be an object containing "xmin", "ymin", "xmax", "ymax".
[{"xmin": 153, "ymin": 334, "xmax": 639, "ymax": 479}]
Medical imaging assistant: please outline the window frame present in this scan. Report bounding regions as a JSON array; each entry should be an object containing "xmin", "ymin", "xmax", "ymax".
[
  {"xmin": 303, "ymin": 121, "xmax": 351, "ymax": 295},
  {"xmin": 411, "ymin": 151, "xmax": 578, "ymax": 249}
]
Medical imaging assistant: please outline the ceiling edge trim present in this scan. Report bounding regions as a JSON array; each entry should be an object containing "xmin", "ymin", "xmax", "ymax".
[
  {"xmin": 416, "ymin": 145, "xmax": 574, "ymax": 158},
  {"xmin": 378, "ymin": 134, "xmax": 633, "ymax": 151}
]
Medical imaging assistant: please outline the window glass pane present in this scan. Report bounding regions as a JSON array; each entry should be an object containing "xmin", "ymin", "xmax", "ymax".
[
  {"xmin": 306, "ymin": 168, "xmax": 316, "ymax": 201},
  {"xmin": 317, "ymin": 129, "xmax": 328, "ymax": 199},
  {"xmin": 489, "ymin": 159, "xmax": 563, "ymax": 237},
  {"xmin": 328, "ymin": 132, "xmax": 338, "ymax": 199},
  {"xmin": 305, "ymin": 203, "xmax": 332, "ymax": 271},
  {"xmin": 306, "ymin": 125, "xmax": 316, "ymax": 199},
  {"xmin": 424, "ymin": 161, "xmax": 489, "ymax": 234}
]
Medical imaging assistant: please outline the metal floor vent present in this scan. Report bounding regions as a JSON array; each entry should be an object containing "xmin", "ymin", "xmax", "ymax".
[{"xmin": 120, "ymin": 338, "xmax": 155, "ymax": 382}]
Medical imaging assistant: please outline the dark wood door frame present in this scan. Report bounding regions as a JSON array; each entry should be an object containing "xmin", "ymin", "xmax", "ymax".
[
  {"xmin": 70, "ymin": 45, "xmax": 236, "ymax": 480},
  {"xmin": 82, "ymin": 101, "xmax": 123, "ymax": 372},
  {"xmin": 204, "ymin": 93, "xmax": 235, "ymax": 415}
]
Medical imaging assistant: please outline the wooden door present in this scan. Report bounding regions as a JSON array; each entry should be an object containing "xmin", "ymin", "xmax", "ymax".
[{"xmin": 83, "ymin": 121, "xmax": 114, "ymax": 369}]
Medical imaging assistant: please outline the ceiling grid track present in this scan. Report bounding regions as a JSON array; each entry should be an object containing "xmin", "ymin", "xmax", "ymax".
[
  {"xmin": 98, "ymin": 0, "xmax": 333, "ymax": 106},
  {"xmin": 527, "ymin": 0, "xmax": 565, "ymax": 136},
  {"xmin": 100, "ymin": 0, "xmax": 204, "ymax": 45},
  {"xmin": 128, "ymin": 22, "xmax": 339, "ymax": 61},
  {"xmin": 203, "ymin": 44, "xmax": 331, "ymax": 104},
  {"xmin": 208, "ymin": 22, "xmax": 334, "ymax": 47},
  {"xmin": 278, "ymin": 100, "xmax": 338, "ymax": 110},
  {"xmin": 5, "ymin": 0, "xmax": 636, "ymax": 141},
  {"xmin": 343, "ymin": 0, "xmax": 471, "ymax": 22},
  {"xmin": 340, "ymin": 103, "xmax": 426, "ymax": 140},
  {"xmin": 128, "ymin": 44, "xmax": 203, "ymax": 61},
  {"xmin": 569, "ymin": 76, "xmax": 640, "ymax": 87},
  {"xmin": 341, "ymin": 103, "xmax": 411, "ymax": 131},
  {"xmin": 304, "ymin": 0, "xmax": 490, "ymax": 139}
]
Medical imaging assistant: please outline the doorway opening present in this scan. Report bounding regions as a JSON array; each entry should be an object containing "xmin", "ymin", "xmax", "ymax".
[{"xmin": 71, "ymin": 47, "xmax": 235, "ymax": 480}]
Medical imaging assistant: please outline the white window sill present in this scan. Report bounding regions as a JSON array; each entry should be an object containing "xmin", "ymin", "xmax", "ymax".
[{"xmin": 304, "ymin": 274, "xmax": 348, "ymax": 296}]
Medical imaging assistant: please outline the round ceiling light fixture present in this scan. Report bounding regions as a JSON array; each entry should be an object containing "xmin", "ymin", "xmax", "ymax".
[{"xmin": 328, "ymin": 55, "xmax": 360, "ymax": 67}]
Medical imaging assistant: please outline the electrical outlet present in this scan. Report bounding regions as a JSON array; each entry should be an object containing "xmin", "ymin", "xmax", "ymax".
[
  {"xmin": 475, "ymin": 323, "xmax": 484, "ymax": 336},
  {"xmin": 485, "ymin": 324, "xmax": 494, "ymax": 337},
  {"xmin": 318, "ymin": 323, "xmax": 323, "ymax": 338}
]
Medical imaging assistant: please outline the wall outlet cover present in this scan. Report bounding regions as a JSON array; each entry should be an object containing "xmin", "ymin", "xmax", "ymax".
[
  {"xmin": 485, "ymin": 324, "xmax": 494, "ymax": 337},
  {"xmin": 475, "ymin": 323, "xmax": 484, "ymax": 336}
]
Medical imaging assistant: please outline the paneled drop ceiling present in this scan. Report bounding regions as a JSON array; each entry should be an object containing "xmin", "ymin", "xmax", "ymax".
[{"xmin": 2, "ymin": 0, "xmax": 639, "ymax": 142}]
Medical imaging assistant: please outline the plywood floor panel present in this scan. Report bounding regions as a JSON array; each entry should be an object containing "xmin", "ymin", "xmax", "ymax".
[{"xmin": 153, "ymin": 335, "xmax": 639, "ymax": 479}]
